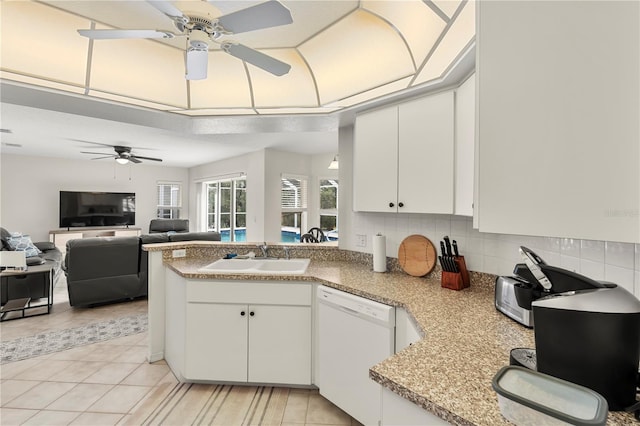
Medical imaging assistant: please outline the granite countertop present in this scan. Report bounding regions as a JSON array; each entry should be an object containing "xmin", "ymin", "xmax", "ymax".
[{"xmin": 161, "ymin": 255, "xmax": 635, "ymax": 426}]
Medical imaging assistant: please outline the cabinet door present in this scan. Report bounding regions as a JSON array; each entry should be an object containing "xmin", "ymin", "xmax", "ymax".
[
  {"xmin": 381, "ymin": 388, "xmax": 450, "ymax": 426},
  {"xmin": 395, "ymin": 308, "xmax": 422, "ymax": 353},
  {"xmin": 455, "ymin": 73, "xmax": 475, "ymax": 217},
  {"xmin": 398, "ymin": 92, "xmax": 454, "ymax": 214},
  {"xmin": 184, "ymin": 303, "xmax": 248, "ymax": 382},
  {"xmin": 477, "ymin": 1, "xmax": 639, "ymax": 242},
  {"xmin": 353, "ymin": 106, "xmax": 399, "ymax": 212},
  {"xmin": 248, "ymin": 305, "xmax": 312, "ymax": 385}
]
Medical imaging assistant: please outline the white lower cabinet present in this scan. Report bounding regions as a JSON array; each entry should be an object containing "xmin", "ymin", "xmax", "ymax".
[
  {"xmin": 184, "ymin": 303, "xmax": 248, "ymax": 382},
  {"xmin": 166, "ymin": 275, "xmax": 448, "ymax": 424},
  {"xmin": 381, "ymin": 388, "xmax": 451, "ymax": 425},
  {"xmin": 395, "ymin": 308, "xmax": 422, "ymax": 353},
  {"xmin": 179, "ymin": 279, "xmax": 312, "ymax": 385},
  {"xmin": 248, "ymin": 304, "xmax": 311, "ymax": 384}
]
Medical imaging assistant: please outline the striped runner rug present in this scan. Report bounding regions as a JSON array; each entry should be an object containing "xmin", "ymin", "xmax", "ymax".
[{"xmin": 130, "ymin": 383, "xmax": 291, "ymax": 426}]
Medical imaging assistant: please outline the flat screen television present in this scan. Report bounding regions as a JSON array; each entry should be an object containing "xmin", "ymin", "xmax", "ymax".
[{"xmin": 59, "ymin": 191, "xmax": 135, "ymax": 228}]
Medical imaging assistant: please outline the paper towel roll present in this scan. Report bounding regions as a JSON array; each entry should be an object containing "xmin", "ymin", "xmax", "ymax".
[{"xmin": 373, "ymin": 234, "xmax": 387, "ymax": 272}]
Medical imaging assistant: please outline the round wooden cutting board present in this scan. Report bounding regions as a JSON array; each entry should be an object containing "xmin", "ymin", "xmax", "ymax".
[{"xmin": 398, "ymin": 235, "xmax": 437, "ymax": 277}]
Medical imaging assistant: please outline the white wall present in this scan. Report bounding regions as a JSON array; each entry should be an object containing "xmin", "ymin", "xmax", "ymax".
[
  {"xmin": 339, "ymin": 126, "xmax": 640, "ymax": 298},
  {"xmin": 0, "ymin": 154, "xmax": 188, "ymax": 241}
]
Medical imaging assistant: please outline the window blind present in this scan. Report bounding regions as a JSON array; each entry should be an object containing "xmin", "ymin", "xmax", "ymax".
[
  {"xmin": 281, "ymin": 176, "xmax": 308, "ymax": 209},
  {"xmin": 157, "ymin": 182, "xmax": 181, "ymax": 218}
]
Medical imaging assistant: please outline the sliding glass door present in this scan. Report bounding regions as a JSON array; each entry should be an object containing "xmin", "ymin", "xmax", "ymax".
[{"xmin": 205, "ymin": 178, "xmax": 246, "ymax": 241}]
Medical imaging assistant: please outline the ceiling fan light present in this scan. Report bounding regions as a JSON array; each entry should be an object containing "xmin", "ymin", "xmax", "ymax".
[
  {"xmin": 115, "ymin": 157, "xmax": 129, "ymax": 165},
  {"xmin": 186, "ymin": 47, "xmax": 208, "ymax": 80},
  {"xmin": 328, "ymin": 155, "xmax": 339, "ymax": 170}
]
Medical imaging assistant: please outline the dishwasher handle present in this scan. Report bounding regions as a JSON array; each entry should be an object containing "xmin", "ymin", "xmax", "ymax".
[{"xmin": 337, "ymin": 305, "xmax": 360, "ymax": 316}]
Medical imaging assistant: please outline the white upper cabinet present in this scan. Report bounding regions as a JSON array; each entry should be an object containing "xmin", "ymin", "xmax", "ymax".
[
  {"xmin": 353, "ymin": 106, "xmax": 399, "ymax": 212},
  {"xmin": 354, "ymin": 91, "xmax": 455, "ymax": 214},
  {"xmin": 477, "ymin": 1, "xmax": 640, "ymax": 243},
  {"xmin": 454, "ymin": 73, "xmax": 475, "ymax": 217}
]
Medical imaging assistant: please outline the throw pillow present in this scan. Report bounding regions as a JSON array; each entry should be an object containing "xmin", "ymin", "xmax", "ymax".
[
  {"xmin": 6, "ymin": 234, "xmax": 42, "ymax": 258},
  {"xmin": 0, "ymin": 227, "xmax": 11, "ymax": 250}
]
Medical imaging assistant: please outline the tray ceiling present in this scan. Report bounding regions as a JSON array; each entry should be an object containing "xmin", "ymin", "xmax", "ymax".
[{"xmin": 0, "ymin": 0, "xmax": 475, "ymax": 116}]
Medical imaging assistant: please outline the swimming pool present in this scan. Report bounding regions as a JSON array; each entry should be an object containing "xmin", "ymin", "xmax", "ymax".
[{"xmin": 219, "ymin": 228, "xmax": 300, "ymax": 243}]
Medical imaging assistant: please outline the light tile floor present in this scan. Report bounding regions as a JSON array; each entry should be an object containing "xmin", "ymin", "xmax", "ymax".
[{"xmin": 1, "ymin": 278, "xmax": 359, "ymax": 425}]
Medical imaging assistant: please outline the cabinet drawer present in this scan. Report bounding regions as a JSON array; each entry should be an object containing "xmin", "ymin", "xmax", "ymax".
[{"xmin": 186, "ymin": 280, "xmax": 312, "ymax": 305}]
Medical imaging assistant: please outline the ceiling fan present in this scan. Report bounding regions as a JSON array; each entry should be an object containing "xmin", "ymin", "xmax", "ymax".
[
  {"xmin": 81, "ymin": 145, "xmax": 163, "ymax": 164},
  {"xmin": 77, "ymin": 0, "xmax": 293, "ymax": 80}
]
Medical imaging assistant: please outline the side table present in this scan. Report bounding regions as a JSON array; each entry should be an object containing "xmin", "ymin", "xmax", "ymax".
[{"xmin": 0, "ymin": 263, "xmax": 54, "ymax": 321}]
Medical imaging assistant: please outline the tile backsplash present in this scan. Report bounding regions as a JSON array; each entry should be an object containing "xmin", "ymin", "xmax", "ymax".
[{"xmin": 345, "ymin": 213, "xmax": 639, "ymax": 298}]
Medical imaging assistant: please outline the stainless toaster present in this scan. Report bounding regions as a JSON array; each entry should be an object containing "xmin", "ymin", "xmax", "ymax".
[{"xmin": 495, "ymin": 276, "xmax": 534, "ymax": 328}]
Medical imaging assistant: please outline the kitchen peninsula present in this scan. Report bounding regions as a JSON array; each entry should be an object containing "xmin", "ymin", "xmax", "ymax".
[{"xmin": 143, "ymin": 241, "xmax": 634, "ymax": 426}]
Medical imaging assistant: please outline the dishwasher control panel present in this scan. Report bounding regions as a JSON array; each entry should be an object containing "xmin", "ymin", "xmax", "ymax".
[{"xmin": 317, "ymin": 285, "xmax": 395, "ymax": 324}]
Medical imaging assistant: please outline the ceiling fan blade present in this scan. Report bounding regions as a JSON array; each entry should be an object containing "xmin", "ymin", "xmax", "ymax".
[
  {"xmin": 78, "ymin": 29, "xmax": 176, "ymax": 39},
  {"xmin": 216, "ymin": 0, "xmax": 293, "ymax": 34},
  {"xmin": 90, "ymin": 155, "xmax": 115, "ymax": 160},
  {"xmin": 186, "ymin": 47, "xmax": 208, "ymax": 80},
  {"xmin": 128, "ymin": 157, "xmax": 143, "ymax": 164},
  {"xmin": 80, "ymin": 151, "xmax": 113, "ymax": 156},
  {"xmin": 72, "ymin": 139, "xmax": 116, "ymax": 148},
  {"xmin": 131, "ymin": 155, "xmax": 163, "ymax": 162},
  {"xmin": 148, "ymin": 1, "xmax": 189, "ymax": 23},
  {"xmin": 223, "ymin": 43, "xmax": 290, "ymax": 76}
]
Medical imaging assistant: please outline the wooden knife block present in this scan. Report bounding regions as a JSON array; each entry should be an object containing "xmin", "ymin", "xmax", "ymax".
[{"xmin": 441, "ymin": 256, "xmax": 470, "ymax": 291}]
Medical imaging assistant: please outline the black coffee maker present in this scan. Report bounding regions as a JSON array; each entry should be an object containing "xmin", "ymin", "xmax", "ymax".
[{"xmin": 515, "ymin": 246, "xmax": 640, "ymax": 411}]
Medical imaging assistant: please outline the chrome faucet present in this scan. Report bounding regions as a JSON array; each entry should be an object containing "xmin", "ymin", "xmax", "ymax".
[{"xmin": 258, "ymin": 242, "xmax": 269, "ymax": 258}]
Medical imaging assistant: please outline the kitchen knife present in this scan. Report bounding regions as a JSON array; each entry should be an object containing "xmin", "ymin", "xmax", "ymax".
[
  {"xmin": 449, "ymin": 256, "xmax": 458, "ymax": 273},
  {"xmin": 444, "ymin": 256, "xmax": 453, "ymax": 272},
  {"xmin": 443, "ymin": 236, "xmax": 452, "ymax": 256},
  {"xmin": 452, "ymin": 240, "xmax": 460, "ymax": 257},
  {"xmin": 440, "ymin": 241, "xmax": 447, "ymax": 257},
  {"xmin": 451, "ymin": 257, "xmax": 459, "ymax": 273},
  {"xmin": 438, "ymin": 255, "xmax": 446, "ymax": 271},
  {"xmin": 442, "ymin": 256, "xmax": 452, "ymax": 272},
  {"xmin": 443, "ymin": 256, "xmax": 451, "ymax": 272}
]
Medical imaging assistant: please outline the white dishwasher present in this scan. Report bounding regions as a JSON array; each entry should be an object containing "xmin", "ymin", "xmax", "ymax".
[{"xmin": 317, "ymin": 285, "xmax": 395, "ymax": 426}]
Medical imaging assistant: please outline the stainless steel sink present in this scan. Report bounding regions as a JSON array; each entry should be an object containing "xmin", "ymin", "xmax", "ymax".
[{"xmin": 199, "ymin": 258, "xmax": 310, "ymax": 275}]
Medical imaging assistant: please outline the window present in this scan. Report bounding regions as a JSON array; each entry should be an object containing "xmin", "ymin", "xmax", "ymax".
[
  {"xmin": 319, "ymin": 179, "xmax": 338, "ymax": 240},
  {"xmin": 281, "ymin": 175, "xmax": 307, "ymax": 243},
  {"xmin": 157, "ymin": 183, "xmax": 181, "ymax": 218},
  {"xmin": 205, "ymin": 178, "xmax": 246, "ymax": 241}
]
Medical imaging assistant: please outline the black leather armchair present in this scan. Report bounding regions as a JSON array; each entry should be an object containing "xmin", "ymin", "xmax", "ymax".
[{"xmin": 65, "ymin": 236, "xmax": 146, "ymax": 307}]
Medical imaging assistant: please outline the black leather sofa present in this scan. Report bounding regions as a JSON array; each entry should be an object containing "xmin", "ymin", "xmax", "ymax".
[
  {"xmin": 64, "ymin": 230, "xmax": 221, "ymax": 307},
  {"xmin": 149, "ymin": 218, "xmax": 189, "ymax": 233},
  {"xmin": 1, "ymin": 227, "xmax": 63, "ymax": 305}
]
